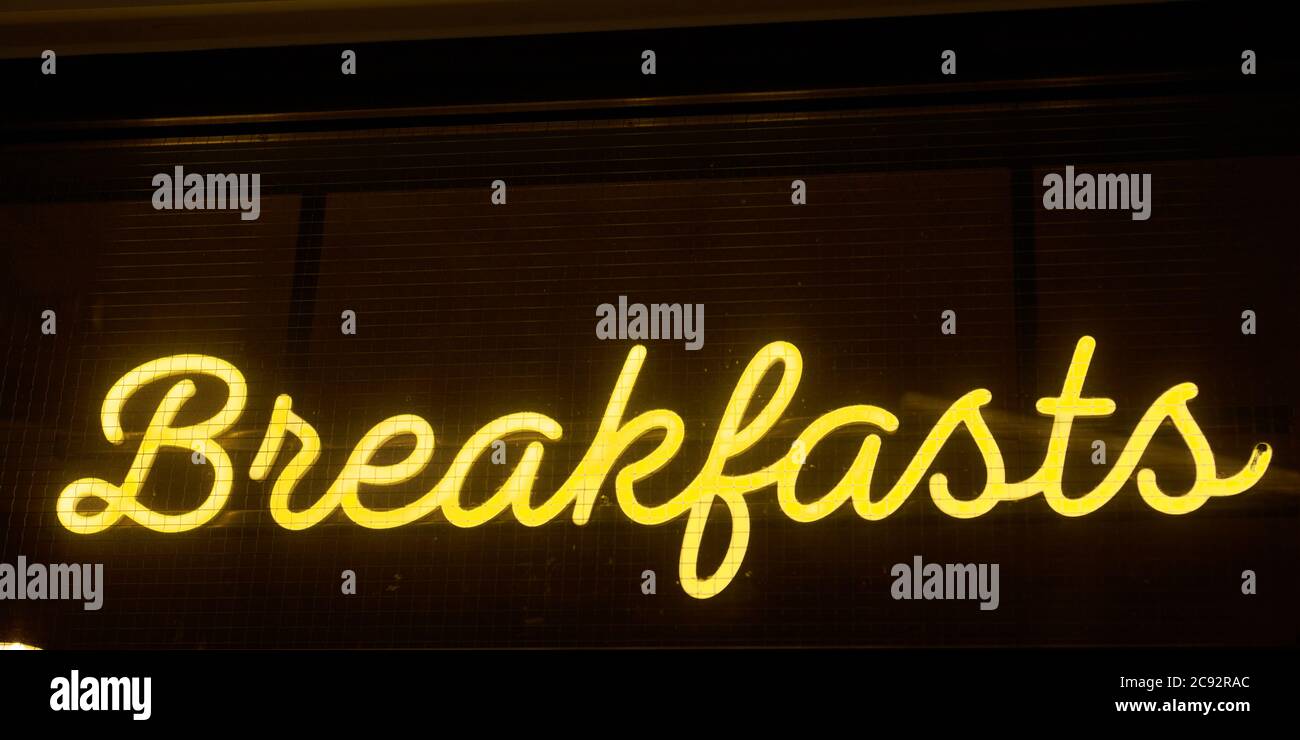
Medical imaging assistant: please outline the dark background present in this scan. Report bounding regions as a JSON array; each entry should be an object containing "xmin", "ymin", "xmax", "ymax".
[{"xmin": 0, "ymin": 2, "xmax": 1296, "ymax": 649}]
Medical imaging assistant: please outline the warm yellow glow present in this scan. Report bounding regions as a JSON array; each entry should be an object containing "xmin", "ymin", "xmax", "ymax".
[
  {"xmin": 56, "ymin": 337, "xmax": 1273, "ymax": 598},
  {"xmin": 0, "ymin": 642, "xmax": 41, "ymax": 650},
  {"xmin": 250, "ymin": 394, "xmax": 328, "ymax": 530},
  {"xmin": 58, "ymin": 355, "xmax": 246, "ymax": 534}
]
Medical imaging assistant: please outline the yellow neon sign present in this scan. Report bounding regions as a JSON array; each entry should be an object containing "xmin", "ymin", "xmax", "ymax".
[{"xmin": 56, "ymin": 337, "xmax": 1272, "ymax": 599}]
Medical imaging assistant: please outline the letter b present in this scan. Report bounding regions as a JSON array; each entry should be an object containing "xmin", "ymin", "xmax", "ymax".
[{"xmin": 56, "ymin": 355, "xmax": 248, "ymax": 533}]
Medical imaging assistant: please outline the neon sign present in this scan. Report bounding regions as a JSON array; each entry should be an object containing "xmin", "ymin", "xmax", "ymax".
[{"xmin": 57, "ymin": 337, "xmax": 1272, "ymax": 599}]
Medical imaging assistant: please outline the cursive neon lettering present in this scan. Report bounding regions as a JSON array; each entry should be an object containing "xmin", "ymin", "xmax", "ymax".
[{"xmin": 56, "ymin": 337, "xmax": 1272, "ymax": 598}]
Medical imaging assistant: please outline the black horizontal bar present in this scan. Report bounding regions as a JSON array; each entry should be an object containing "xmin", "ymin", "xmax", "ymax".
[{"xmin": 0, "ymin": 1, "xmax": 1295, "ymax": 138}]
